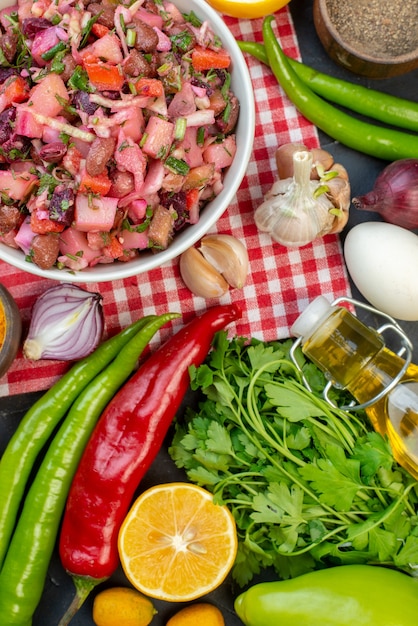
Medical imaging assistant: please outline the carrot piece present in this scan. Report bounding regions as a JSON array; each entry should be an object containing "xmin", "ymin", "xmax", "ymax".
[
  {"xmin": 79, "ymin": 171, "xmax": 112, "ymax": 195},
  {"xmin": 186, "ymin": 187, "xmax": 199, "ymax": 211},
  {"xmin": 135, "ymin": 77, "xmax": 164, "ymax": 98},
  {"xmin": 103, "ymin": 233, "xmax": 125, "ymax": 259},
  {"xmin": 91, "ymin": 22, "xmax": 110, "ymax": 38},
  {"xmin": 30, "ymin": 211, "xmax": 65, "ymax": 234},
  {"xmin": 84, "ymin": 61, "xmax": 124, "ymax": 91},
  {"xmin": 191, "ymin": 46, "xmax": 231, "ymax": 71},
  {"xmin": 0, "ymin": 75, "xmax": 30, "ymax": 105}
]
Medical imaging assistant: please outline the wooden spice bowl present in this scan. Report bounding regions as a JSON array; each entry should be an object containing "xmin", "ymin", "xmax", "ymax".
[
  {"xmin": 0, "ymin": 284, "xmax": 22, "ymax": 379},
  {"xmin": 313, "ymin": 0, "xmax": 418, "ymax": 79}
]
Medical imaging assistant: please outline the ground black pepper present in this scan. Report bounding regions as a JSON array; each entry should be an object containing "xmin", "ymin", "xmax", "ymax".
[{"xmin": 326, "ymin": 0, "xmax": 418, "ymax": 58}]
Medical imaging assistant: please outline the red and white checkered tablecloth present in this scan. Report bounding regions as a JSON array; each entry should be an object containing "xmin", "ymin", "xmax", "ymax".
[{"xmin": 0, "ymin": 7, "xmax": 352, "ymax": 398}]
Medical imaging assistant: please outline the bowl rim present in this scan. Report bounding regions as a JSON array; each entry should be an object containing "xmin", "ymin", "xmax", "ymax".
[
  {"xmin": 314, "ymin": 0, "xmax": 418, "ymax": 66},
  {"xmin": 0, "ymin": 0, "xmax": 255, "ymax": 283}
]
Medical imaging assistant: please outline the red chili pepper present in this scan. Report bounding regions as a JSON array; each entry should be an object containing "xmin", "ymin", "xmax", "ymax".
[{"xmin": 57, "ymin": 303, "xmax": 242, "ymax": 625}]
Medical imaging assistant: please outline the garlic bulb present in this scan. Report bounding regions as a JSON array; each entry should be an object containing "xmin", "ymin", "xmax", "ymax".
[
  {"xmin": 255, "ymin": 145, "xmax": 350, "ymax": 247},
  {"xmin": 179, "ymin": 234, "xmax": 249, "ymax": 298}
]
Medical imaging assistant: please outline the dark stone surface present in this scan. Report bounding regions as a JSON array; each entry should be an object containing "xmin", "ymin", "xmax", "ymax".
[{"xmin": 2, "ymin": 1, "xmax": 418, "ymax": 623}]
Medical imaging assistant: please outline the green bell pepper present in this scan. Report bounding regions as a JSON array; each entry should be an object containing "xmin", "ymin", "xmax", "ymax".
[{"xmin": 234, "ymin": 565, "xmax": 418, "ymax": 626}]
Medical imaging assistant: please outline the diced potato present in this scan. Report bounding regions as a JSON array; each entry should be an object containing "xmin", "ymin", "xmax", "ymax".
[
  {"xmin": 74, "ymin": 194, "xmax": 119, "ymax": 232},
  {"xmin": 29, "ymin": 73, "xmax": 69, "ymax": 117},
  {"xmin": 141, "ymin": 116, "xmax": 174, "ymax": 159},
  {"xmin": 0, "ymin": 169, "xmax": 38, "ymax": 201},
  {"xmin": 120, "ymin": 229, "xmax": 150, "ymax": 250},
  {"xmin": 59, "ymin": 227, "xmax": 102, "ymax": 266},
  {"xmin": 203, "ymin": 135, "xmax": 237, "ymax": 170},
  {"xmin": 83, "ymin": 33, "xmax": 123, "ymax": 64}
]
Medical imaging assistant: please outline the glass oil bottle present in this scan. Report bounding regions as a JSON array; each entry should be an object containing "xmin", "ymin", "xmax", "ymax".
[{"xmin": 290, "ymin": 295, "xmax": 418, "ymax": 480}]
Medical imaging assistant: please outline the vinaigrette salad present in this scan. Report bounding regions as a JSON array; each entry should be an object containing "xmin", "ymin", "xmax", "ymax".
[{"xmin": 0, "ymin": 0, "xmax": 239, "ymax": 270}]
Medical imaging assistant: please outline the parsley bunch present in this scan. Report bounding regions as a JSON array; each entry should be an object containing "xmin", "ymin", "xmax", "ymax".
[{"xmin": 169, "ymin": 334, "xmax": 418, "ymax": 586}]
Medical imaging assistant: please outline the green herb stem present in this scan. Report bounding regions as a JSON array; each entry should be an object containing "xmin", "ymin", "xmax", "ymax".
[{"xmin": 170, "ymin": 334, "xmax": 418, "ymax": 586}]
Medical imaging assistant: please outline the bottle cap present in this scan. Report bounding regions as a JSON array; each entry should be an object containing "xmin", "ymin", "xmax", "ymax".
[{"xmin": 291, "ymin": 296, "xmax": 334, "ymax": 341}]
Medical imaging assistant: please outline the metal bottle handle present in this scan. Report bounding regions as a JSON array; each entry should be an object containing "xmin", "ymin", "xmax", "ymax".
[{"xmin": 289, "ymin": 297, "xmax": 414, "ymax": 412}]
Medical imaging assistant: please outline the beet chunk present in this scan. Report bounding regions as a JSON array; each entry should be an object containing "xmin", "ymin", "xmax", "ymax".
[
  {"xmin": 0, "ymin": 108, "xmax": 16, "ymax": 144},
  {"xmin": 160, "ymin": 191, "xmax": 189, "ymax": 231},
  {"xmin": 71, "ymin": 91, "xmax": 98, "ymax": 115},
  {"xmin": 21, "ymin": 18, "xmax": 51, "ymax": 37},
  {"xmin": 49, "ymin": 188, "xmax": 75, "ymax": 228}
]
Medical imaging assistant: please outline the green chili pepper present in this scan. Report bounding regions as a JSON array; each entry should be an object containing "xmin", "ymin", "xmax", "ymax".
[
  {"xmin": 261, "ymin": 16, "xmax": 418, "ymax": 160},
  {"xmin": 0, "ymin": 316, "xmax": 158, "ymax": 570},
  {"xmin": 237, "ymin": 39, "xmax": 418, "ymax": 133},
  {"xmin": 0, "ymin": 312, "xmax": 179, "ymax": 626},
  {"xmin": 234, "ymin": 565, "xmax": 418, "ymax": 626}
]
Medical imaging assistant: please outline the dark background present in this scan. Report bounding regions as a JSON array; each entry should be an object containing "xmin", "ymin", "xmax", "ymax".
[{"xmin": 1, "ymin": 0, "xmax": 418, "ymax": 623}]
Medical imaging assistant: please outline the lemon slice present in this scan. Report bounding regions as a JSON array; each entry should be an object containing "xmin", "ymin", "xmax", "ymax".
[
  {"xmin": 118, "ymin": 483, "xmax": 238, "ymax": 602},
  {"xmin": 205, "ymin": 0, "xmax": 291, "ymax": 20}
]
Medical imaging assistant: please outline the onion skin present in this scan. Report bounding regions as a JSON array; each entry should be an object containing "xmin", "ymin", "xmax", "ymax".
[
  {"xmin": 352, "ymin": 159, "xmax": 418, "ymax": 230},
  {"xmin": 23, "ymin": 284, "xmax": 104, "ymax": 361}
]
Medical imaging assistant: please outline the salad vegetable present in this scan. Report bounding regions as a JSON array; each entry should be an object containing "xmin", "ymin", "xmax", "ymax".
[
  {"xmin": 0, "ymin": 312, "xmax": 178, "ymax": 626},
  {"xmin": 58, "ymin": 303, "xmax": 242, "ymax": 625},
  {"xmin": 0, "ymin": 314, "xmax": 158, "ymax": 571},
  {"xmin": 0, "ymin": 0, "xmax": 239, "ymax": 271},
  {"xmin": 258, "ymin": 16, "xmax": 418, "ymax": 161},
  {"xmin": 234, "ymin": 564, "xmax": 418, "ymax": 626},
  {"xmin": 23, "ymin": 283, "xmax": 104, "ymax": 361},
  {"xmin": 169, "ymin": 333, "xmax": 418, "ymax": 586},
  {"xmin": 253, "ymin": 146, "xmax": 350, "ymax": 247},
  {"xmin": 352, "ymin": 159, "xmax": 418, "ymax": 230},
  {"xmin": 205, "ymin": 0, "xmax": 291, "ymax": 20},
  {"xmin": 179, "ymin": 233, "xmax": 249, "ymax": 298},
  {"xmin": 237, "ymin": 40, "xmax": 418, "ymax": 133}
]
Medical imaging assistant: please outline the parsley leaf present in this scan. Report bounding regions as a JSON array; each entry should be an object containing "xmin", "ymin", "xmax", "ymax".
[{"xmin": 169, "ymin": 334, "xmax": 418, "ymax": 585}]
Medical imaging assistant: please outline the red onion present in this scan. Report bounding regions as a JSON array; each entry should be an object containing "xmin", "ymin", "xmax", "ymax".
[
  {"xmin": 23, "ymin": 284, "xmax": 104, "ymax": 361},
  {"xmin": 352, "ymin": 159, "xmax": 418, "ymax": 229}
]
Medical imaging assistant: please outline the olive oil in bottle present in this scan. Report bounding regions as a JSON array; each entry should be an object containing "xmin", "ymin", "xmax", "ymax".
[{"xmin": 291, "ymin": 296, "xmax": 418, "ymax": 479}]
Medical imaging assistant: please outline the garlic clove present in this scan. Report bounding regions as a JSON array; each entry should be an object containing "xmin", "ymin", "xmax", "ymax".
[
  {"xmin": 275, "ymin": 143, "xmax": 307, "ymax": 179},
  {"xmin": 179, "ymin": 246, "xmax": 229, "ymax": 298},
  {"xmin": 311, "ymin": 148, "xmax": 335, "ymax": 179},
  {"xmin": 329, "ymin": 162, "xmax": 349, "ymax": 181},
  {"xmin": 199, "ymin": 234, "xmax": 249, "ymax": 289},
  {"xmin": 275, "ymin": 144, "xmax": 335, "ymax": 180},
  {"xmin": 325, "ymin": 175, "xmax": 351, "ymax": 211}
]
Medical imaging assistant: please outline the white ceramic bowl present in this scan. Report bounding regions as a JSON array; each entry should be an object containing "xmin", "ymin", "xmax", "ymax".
[{"xmin": 0, "ymin": 0, "xmax": 255, "ymax": 283}]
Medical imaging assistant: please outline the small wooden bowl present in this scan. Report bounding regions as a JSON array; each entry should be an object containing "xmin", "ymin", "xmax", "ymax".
[
  {"xmin": 0, "ymin": 284, "xmax": 21, "ymax": 378},
  {"xmin": 313, "ymin": 0, "xmax": 418, "ymax": 79}
]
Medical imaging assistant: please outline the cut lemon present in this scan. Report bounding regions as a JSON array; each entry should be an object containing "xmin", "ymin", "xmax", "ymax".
[
  {"xmin": 205, "ymin": 0, "xmax": 291, "ymax": 19},
  {"xmin": 118, "ymin": 483, "xmax": 238, "ymax": 602}
]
